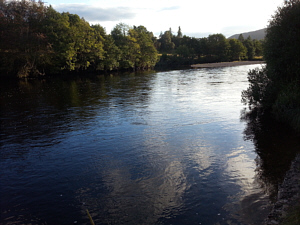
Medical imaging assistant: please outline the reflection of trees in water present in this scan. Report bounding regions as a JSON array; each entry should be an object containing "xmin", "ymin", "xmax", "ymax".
[
  {"xmin": 241, "ymin": 107, "xmax": 300, "ymax": 200},
  {"xmin": 0, "ymin": 72, "xmax": 154, "ymax": 159}
]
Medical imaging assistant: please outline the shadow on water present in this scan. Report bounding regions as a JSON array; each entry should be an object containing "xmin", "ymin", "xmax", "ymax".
[
  {"xmin": 0, "ymin": 72, "xmax": 155, "ymax": 225},
  {"xmin": 224, "ymin": 107, "xmax": 300, "ymax": 225},
  {"xmin": 240, "ymin": 107, "xmax": 300, "ymax": 200},
  {"xmin": 0, "ymin": 72, "xmax": 154, "ymax": 158}
]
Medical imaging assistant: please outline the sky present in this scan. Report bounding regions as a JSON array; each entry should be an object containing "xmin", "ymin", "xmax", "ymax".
[{"xmin": 44, "ymin": 0, "xmax": 284, "ymax": 38}]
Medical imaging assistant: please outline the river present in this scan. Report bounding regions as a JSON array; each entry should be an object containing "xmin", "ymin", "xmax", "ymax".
[{"xmin": 1, "ymin": 65, "xmax": 299, "ymax": 225}]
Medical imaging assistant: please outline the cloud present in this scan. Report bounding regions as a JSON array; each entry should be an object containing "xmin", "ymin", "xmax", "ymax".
[
  {"xmin": 184, "ymin": 32, "xmax": 215, "ymax": 38},
  {"xmin": 159, "ymin": 6, "xmax": 180, "ymax": 11},
  {"xmin": 53, "ymin": 4, "xmax": 136, "ymax": 22}
]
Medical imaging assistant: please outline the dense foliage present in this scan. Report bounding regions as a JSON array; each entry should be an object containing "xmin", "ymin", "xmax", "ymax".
[
  {"xmin": 0, "ymin": 0, "xmax": 158, "ymax": 77},
  {"xmin": 242, "ymin": 0, "xmax": 300, "ymax": 131},
  {"xmin": 0, "ymin": 0, "xmax": 263, "ymax": 77},
  {"xmin": 155, "ymin": 30, "xmax": 262, "ymax": 68}
]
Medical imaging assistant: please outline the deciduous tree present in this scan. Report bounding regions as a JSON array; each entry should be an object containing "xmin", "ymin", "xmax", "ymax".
[
  {"xmin": 207, "ymin": 34, "xmax": 230, "ymax": 61},
  {"xmin": 158, "ymin": 29, "xmax": 175, "ymax": 53},
  {"xmin": 243, "ymin": 36, "xmax": 255, "ymax": 60},
  {"xmin": 131, "ymin": 26, "xmax": 158, "ymax": 70},
  {"xmin": 228, "ymin": 39, "xmax": 247, "ymax": 61},
  {"xmin": 0, "ymin": 0, "xmax": 50, "ymax": 77},
  {"xmin": 242, "ymin": 0, "xmax": 300, "ymax": 131}
]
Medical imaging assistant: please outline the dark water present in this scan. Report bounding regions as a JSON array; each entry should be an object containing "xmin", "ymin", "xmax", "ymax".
[{"xmin": 1, "ymin": 66, "xmax": 299, "ymax": 225}]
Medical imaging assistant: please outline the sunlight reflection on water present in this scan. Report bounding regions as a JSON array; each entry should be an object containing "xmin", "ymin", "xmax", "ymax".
[{"xmin": 1, "ymin": 65, "xmax": 278, "ymax": 225}]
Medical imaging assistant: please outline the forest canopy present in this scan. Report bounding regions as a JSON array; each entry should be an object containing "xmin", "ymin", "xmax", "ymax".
[{"xmin": 0, "ymin": 0, "xmax": 263, "ymax": 77}]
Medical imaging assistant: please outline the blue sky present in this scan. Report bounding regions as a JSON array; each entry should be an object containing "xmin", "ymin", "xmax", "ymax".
[{"xmin": 44, "ymin": 0, "xmax": 284, "ymax": 38}]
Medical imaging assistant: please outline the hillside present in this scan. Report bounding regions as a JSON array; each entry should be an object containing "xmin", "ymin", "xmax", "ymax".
[{"xmin": 228, "ymin": 28, "xmax": 266, "ymax": 40}]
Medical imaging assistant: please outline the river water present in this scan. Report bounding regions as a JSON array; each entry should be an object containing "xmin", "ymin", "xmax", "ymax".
[{"xmin": 1, "ymin": 65, "xmax": 299, "ymax": 225}]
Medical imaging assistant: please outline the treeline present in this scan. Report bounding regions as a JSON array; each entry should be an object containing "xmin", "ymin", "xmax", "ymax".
[
  {"xmin": 0, "ymin": 0, "xmax": 158, "ymax": 77},
  {"xmin": 242, "ymin": 0, "xmax": 300, "ymax": 131},
  {"xmin": 0, "ymin": 0, "xmax": 263, "ymax": 78},
  {"xmin": 155, "ymin": 28, "xmax": 263, "ymax": 68}
]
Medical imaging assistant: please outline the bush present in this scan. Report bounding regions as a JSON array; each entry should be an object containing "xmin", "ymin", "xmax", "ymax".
[
  {"xmin": 273, "ymin": 82, "xmax": 300, "ymax": 131},
  {"xmin": 242, "ymin": 67, "xmax": 269, "ymax": 107}
]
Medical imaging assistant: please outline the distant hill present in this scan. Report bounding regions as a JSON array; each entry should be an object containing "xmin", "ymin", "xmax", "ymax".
[{"xmin": 228, "ymin": 28, "xmax": 266, "ymax": 40}]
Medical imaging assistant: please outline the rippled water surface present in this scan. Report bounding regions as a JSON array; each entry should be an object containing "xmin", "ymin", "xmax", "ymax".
[{"xmin": 1, "ymin": 65, "xmax": 299, "ymax": 225}]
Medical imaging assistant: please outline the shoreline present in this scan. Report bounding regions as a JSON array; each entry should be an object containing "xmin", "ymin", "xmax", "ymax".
[
  {"xmin": 191, "ymin": 61, "xmax": 265, "ymax": 68},
  {"xmin": 266, "ymin": 154, "xmax": 300, "ymax": 224}
]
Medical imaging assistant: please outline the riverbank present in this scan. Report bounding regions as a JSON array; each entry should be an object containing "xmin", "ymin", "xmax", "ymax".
[
  {"xmin": 266, "ymin": 154, "xmax": 300, "ymax": 224},
  {"xmin": 191, "ymin": 61, "xmax": 265, "ymax": 68}
]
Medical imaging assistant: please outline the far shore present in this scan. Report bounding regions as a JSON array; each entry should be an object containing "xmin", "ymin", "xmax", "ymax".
[{"xmin": 191, "ymin": 61, "xmax": 265, "ymax": 68}]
